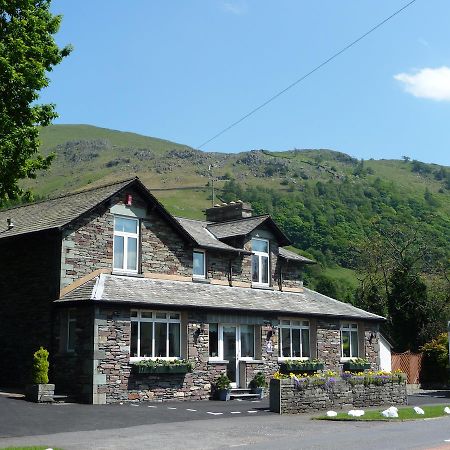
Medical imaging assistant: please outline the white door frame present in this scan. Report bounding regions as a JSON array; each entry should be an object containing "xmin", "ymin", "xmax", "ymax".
[{"xmin": 219, "ymin": 324, "xmax": 255, "ymax": 388}]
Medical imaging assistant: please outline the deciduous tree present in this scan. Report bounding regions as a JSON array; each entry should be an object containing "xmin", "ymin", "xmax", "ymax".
[{"xmin": 0, "ymin": 0, "xmax": 71, "ymax": 205}]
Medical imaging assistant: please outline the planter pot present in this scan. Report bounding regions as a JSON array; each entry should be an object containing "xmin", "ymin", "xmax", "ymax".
[
  {"xmin": 25, "ymin": 383, "xmax": 55, "ymax": 403},
  {"xmin": 280, "ymin": 363, "xmax": 324, "ymax": 374},
  {"xmin": 252, "ymin": 387, "xmax": 265, "ymax": 399},
  {"xmin": 217, "ymin": 389, "xmax": 231, "ymax": 401},
  {"xmin": 343, "ymin": 362, "xmax": 371, "ymax": 372},
  {"xmin": 134, "ymin": 364, "xmax": 191, "ymax": 374}
]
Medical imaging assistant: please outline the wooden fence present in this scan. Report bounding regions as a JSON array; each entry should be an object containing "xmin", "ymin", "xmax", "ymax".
[{"xmin": 391, "ymin": 351, "xmax": 423, "ymax": 384}]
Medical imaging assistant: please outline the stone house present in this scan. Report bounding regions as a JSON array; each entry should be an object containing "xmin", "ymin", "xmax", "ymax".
[{"xmin": 0, "ymin": 177, "xmax": 383, "ymax": 404}]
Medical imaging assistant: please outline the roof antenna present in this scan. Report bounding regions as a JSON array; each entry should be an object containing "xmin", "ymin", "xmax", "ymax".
[{"xmin": 208, "ymin": 165, "xmax": 215, "ymax": 207}]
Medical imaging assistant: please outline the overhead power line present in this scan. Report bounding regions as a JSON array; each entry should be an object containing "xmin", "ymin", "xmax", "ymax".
[{"xmin": 197, "ymin": 0, "xmax": 418, "ymax": 150}]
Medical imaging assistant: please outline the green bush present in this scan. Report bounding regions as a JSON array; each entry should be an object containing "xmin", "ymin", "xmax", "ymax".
[
  {"xmin": 250, "ymin": 371, "xmax": 267, "ymax": 388},
  {"xmin": 215, "ymin": 373, "xmax": 231, "ymax": 390},
  {"xmin": 32, "ymin": 347, "xmax": 49, "ymax": 384},
  {"xmin": 420, "ymin": 333, "xmax": 449, "ymax": 384}
]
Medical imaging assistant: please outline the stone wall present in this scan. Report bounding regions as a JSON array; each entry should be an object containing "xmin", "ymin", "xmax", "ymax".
[
  {"xmin": 59, "ymin": 188, "xmax": 305, "ymax": 289},
  {"xmin": 316, "ymin": 319, "xmax": 341, "ymax": 373},
  {"xmin": 91, "ymin": 308, "xmax": 234, "ymax": 403},
  {"xmin": 271, "ymin": 378, "xmax": 407, "ymax": 414},
  {"xmin": 53, "ymin": 305, "xmax": 95, "ymax": 402},
  {"xmin": 0, "ymin": 231, "xmax": 61, "ymax": 387}
]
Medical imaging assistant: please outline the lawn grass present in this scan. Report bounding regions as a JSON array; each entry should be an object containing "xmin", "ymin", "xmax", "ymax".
[
  {"xmin": 316, "ymin": 404, "xmax": 450, "ymax": 421},
  {"xmin": 0, "ymin": 447, "xmax": 63, "ymax": 450}
]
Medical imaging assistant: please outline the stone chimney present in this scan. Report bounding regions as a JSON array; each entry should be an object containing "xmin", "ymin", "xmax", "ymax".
[{"xmin": 205, "ymin": 201, "xmax": 252, "ymax": 223}]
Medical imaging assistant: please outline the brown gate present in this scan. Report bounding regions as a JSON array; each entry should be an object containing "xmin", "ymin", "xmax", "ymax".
[{"xmin": 391, "ymin": 351, "xmax": 423, "ymax": 384}]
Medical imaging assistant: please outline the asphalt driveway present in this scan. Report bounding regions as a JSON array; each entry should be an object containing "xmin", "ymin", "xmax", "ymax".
[
  {"xmin": 0, "ymin": 388, "xmax": 449, "ymax": 440},
  {"xmin": 0, "ymin": 392, "xmax": 272, "ymax": 439}
]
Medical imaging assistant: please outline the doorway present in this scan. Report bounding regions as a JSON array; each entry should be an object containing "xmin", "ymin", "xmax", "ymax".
[{"xmin": 220, "ymin": 324, "xmax": 255, "ymax": 388}]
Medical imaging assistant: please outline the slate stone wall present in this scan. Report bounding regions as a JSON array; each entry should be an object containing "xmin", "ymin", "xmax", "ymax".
[
  {"xmin": 59, "ymin": 188, "xmax": 305, "ymax": 288},
  {"xmin": 0, "ymin": 231, "xmax": 61, "ymax": 387},
  {"xmin": 316, "ymin": 320, "xmax": 342, "ymax": 373},
  {"xmin": 52, "ymin": 305, "xmax": 95, "ymax": 402},
  {"xmin": 271, "ymin": 378, "xmax": 407, "ymax": 414},
  {"xmin": 90, "ymin": 308, "xmax": 234, "ymax": 403}
]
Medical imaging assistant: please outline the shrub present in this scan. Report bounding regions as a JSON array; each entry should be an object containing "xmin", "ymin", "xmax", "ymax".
[
  {"xmin": 32, "ymin": 347, "xmax": 49, "ymax": 384},
  {"xmin": 420, "ymin": 333, "xmax": 449, "ymax": 384},
  {"xmin": 215, "ymin": 373, "xmax": 231, "ymax": 390},
  {"xmin": 250, "ymin": 371, "xmax": 267, "ymax": 388}
]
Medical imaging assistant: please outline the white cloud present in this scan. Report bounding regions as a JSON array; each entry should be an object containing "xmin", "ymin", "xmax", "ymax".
[
  {"xmin": 221, "ymin": 1, "xmax": 248, "ymax": 15},
  {"xmin": 394, "ymin": 66, "xmax": 450, "ymax": 101}
]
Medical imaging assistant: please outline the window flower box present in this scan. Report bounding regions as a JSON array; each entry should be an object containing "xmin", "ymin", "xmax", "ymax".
[
  {"xmin": 132, "ymin": 359, "xmax": 193, "ymax": 374},
  {"xmin": 280, "ymin": 360, "xmax": 324, "ymax": 374},
  {"xmin": 342, "ymin": 358, "xmax": 371, "ymax": 372}
]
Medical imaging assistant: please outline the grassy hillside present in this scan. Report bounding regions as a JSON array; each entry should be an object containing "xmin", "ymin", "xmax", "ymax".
[{"xmin": 19, "ymin": 124, "xmax": 450, "ymax": 301}]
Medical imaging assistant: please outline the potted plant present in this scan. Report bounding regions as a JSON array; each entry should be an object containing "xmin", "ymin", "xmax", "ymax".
[
  {"xmin": 343, "ymin": 357, "xmax": 371, "ymax": 372},
  {"xmin": 249, "ymin": 371, "xmax": 267, "ymax": 399},
  {"xmin": 215, "ymin": 373, "xmax": 232, "ymax": 401},
  {"xmin": 26, "ymin": 347, "xmax": 55, "ymax": 403}
]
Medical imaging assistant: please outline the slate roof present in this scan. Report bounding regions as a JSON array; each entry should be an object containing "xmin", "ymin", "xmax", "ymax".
[
  {"xmin": 57, "ymin": 274, "xmax": 384, "ymax": 322},
  {"xmin": 207, "ymin": 215, "xmax": 291, "ymax": 245},
  {"xmin": 0, "ymin": 178, "xmax": 137, "ymax": 238},
  {"xmin": 278, "ymin": 247, "xmax": 315, "ymax": 264},
  {"xmin": 175, "ymin": 217, "xmax": 250, "ymax": 254}
]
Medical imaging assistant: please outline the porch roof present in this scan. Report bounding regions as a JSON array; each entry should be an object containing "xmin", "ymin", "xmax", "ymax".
[{"xmin": 56, "ymin": 274, "xmax": 384, "ymax": 322}]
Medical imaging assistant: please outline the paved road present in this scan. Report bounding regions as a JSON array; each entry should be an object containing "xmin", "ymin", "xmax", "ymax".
[
  {"xmin": 2, "ymin": 411, "xmax": 450, "ymax": 450},
  {"xmin": 0, "ymin": 390, "xmax": 449, "ymax": 449}
]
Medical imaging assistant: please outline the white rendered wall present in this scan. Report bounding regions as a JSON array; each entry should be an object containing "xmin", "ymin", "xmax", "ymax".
[{"xmin": 379, "ymin": 335, "xmax": 392, "ymax": 372}]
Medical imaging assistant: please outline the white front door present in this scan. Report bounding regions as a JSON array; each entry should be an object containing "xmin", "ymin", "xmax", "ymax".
[{"xmin": 220, "ymin": 324, "xmax": 255, "ymax": 388}]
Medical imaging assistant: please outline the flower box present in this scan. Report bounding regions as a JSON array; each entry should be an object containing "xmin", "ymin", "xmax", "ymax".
[
  {"xmin": 133, "ymin": 363, "xmax": 192, "ymax": 374},
  {"xmin": 343, "ymin": 362, "xmax": 371, "ymax": 371},
  {"xmin": 280, "ymin": 362, "xmax": 324, "ymax": 374}
]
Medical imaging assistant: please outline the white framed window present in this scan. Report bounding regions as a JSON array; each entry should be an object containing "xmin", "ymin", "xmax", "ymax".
[
  {"xmin": 193, "ymin": 249, "xmax": 206, "ymax": 278},
  {"xmin": 67, "ymin": 309, "xmax": 76, "ymax": 352},
  {"xmin": 113, "ymin": 216, "xmax": 139, "ymax": 273},
  {"xmin": 279, "ymin": 319, "xmax": 310, "ymax": 358},
  {"xmin": 208, "ymin": 324, "xmax": 255, "ymax": 360},
  {"xmin": 341, "ymin": 322, "xmax": 359, "ymax": 358},
  {"xmin": 251, "ymin": 238, "xmax": 270, "ymax": 286},
  {"xmin": 130, "ymin": 310, "xmax": 181, "ymax": 359}
]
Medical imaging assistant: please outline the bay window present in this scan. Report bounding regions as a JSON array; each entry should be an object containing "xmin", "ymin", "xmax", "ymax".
[
  {"xmin": 113, "ymin": 216, "xmax": 139, "ymax": 272},
  {"xmin": 341, "ymin": 322, "xmax": 359, "ymax": 358},
  {"xmin": 251, "ymin": 238, "xmax": 269, "ymax": 285},
  {"xmin": 130, "ymin": 310, "xmax": 181, "ymax": 358},
  {"xmin": 279, "ymin": 319, "xmax": 310, "ymax": 358}
]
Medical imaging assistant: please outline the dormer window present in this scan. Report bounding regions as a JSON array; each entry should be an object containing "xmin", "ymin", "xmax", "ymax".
[
  {"xmin": 113, "ymin": 216, "xmax": 139, "ymax": 272},
  {"xmin": 251, "ymin": 238, "xmax": 269, "ymax": 286},
  {"xmin": 193, "ymin": 250, "xmax": 206, "ymax": 278}
]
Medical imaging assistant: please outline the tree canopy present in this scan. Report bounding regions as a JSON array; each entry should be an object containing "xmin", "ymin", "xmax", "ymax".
[{"xmin": 0, "ymin": 0, "xmax": 71, "ymax": 205}]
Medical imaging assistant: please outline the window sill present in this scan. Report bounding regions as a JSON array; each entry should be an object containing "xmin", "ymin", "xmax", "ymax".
[
  {"xmin": 251, "ymin": 284, "xmax": 273, "ymax": 290},
  {"xmin": 208, "ymin": 359, "xmax": 229, "ymax": 364},
  {"xmin": 192, "ymin": 277, "xmax": 210, "ymax": 284},
  {"xmin": 112, "ymin": 271, "xmax": 143, "ymax": 278},
  {"xmin": 278, "ymin": 357, "xmax": 310, "ymax": 362}
]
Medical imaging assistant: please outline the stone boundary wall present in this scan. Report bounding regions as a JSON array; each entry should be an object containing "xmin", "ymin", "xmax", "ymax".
[{"xmin": 270, "ymin": 378, "xmax": 407, "ymax": 414}]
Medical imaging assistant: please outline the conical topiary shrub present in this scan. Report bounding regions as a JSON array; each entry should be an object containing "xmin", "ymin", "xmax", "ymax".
[{"xmin": 32, "ymin": 347, "xmax": 49, "ymax": 384}]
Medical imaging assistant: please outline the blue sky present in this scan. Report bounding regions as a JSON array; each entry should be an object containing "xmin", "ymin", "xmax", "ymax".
[{"xmin": 43, "ymin": 1, "xmax": 450, "ymax": 165}]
